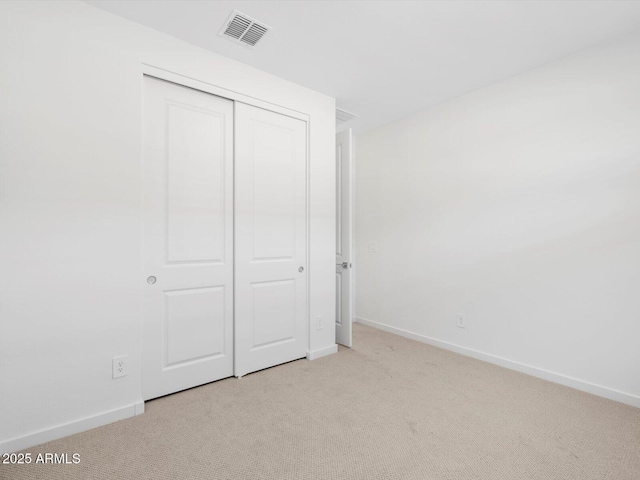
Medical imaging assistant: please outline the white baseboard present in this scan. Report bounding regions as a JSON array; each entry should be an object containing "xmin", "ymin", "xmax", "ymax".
[
  {"xmin": 307, "ymin": 344, "xmax": 338, "ymax": 361},
  {"xmin": 355, "ymin": 316, "xmax": 640, "ymax": 409},
  {"xmin": 0, "ymin": 400, "xmax": 145, "ymax": 454}
]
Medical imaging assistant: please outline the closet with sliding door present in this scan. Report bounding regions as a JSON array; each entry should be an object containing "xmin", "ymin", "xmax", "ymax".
[{"xmin": 141, "ymin": 75, "xmax": 308, "ymax": 400}]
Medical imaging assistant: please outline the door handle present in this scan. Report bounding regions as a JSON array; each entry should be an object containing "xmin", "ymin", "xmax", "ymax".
[
  {"xmin": 337, "ymin": 262, "xmax": 349, "ymax": 269},
  {"xmin": 147, "ymin": 276, "xmax": 157, "ymax": 285}
]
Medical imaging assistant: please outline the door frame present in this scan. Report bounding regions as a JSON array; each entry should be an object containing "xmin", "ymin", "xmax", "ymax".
[{"xmin": 140, "ymin": 63, "xmax": 311, "ymax": 379}]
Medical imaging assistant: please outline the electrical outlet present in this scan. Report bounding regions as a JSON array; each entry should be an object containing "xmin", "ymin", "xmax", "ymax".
[
  {"xmin": 456, "ymin": 314, "xmax": 466, "ymax": 329},
  {"xmin": 112, "ymin": 355, "xmax": 128, "ymax": 379},
  {"xmin": 316, "ymin": 315, "xmax": 324, "ymax": 330}
]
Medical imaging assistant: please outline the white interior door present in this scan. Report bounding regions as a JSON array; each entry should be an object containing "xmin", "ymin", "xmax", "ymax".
[
  {"xmin": 142, "ymin": 76, "xmax": 234, "ymax": 400},
  {"xmin": 336, "ymin": 128, "xmax": 353, "ymax": 347},
  {"xmin": 234, "ymin": 103, "xmax": 308, "ymax": 377}
]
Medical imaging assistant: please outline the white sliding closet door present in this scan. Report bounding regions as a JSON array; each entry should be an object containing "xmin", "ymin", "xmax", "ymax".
[
  {"xmin": 235, "ymin": 103, "xmax": 308, "ymax": 377},
  {"xmin": 142, "ymin": 76, "xmax": 234, "ymax": 400}
]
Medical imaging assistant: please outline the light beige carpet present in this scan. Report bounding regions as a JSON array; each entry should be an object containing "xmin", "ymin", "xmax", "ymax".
[{"xmin": 2, "ymin": 323, "xmax": 639, "ymax": 480}]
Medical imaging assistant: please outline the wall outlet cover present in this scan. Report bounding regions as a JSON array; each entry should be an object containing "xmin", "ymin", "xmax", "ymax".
[{"xmin": 112, "ymin": 355, "xmax": 128, "ymax": 379}]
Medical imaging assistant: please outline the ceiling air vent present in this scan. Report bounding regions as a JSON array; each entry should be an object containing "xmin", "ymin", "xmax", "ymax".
[
  {"xmin": 336, "ymin": 108, "xmax": 358, "ymax": 125},
  {"xmin": 220, "ymin": 10, "xmax": 271, "ymax": 48}
]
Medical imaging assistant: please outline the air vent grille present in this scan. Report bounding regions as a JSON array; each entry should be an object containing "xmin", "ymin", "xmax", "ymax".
[
  {"xmin": 241, "ymin": 23, "xmax": 268, "ymax": 46},
  {"xmin": 224, "ymin": 15, "xmax": 251, "ymax": 39},
  {"xmin": 220, "ymin": 10, "xmax": 271, "ymax": 48},
  {"xmin": 336, "ymin": 108, "xmax": 358, "ymax": 124}
]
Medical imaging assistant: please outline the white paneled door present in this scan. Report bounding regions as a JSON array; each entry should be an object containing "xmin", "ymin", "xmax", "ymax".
[
  {"xmin": 142, "ymin": 76, "xmax": 234, "ymax": 400},
  {"xmin": 335, "ymin": 129, "xmax": 353, "ymax": 347},
  {"xmin": 234, "ymin": 103, "xmax": 308, "ymax": 377}
]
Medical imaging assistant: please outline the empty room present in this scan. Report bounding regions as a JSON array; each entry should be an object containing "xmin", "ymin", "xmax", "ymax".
[{"xmin": 1, "ymin": 1, "xmax": 639, "ymax": 479}]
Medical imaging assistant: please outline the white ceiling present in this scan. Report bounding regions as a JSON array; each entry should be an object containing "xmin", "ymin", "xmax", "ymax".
[{"xmin": 85, "ymin": 0, "xmax": 640, "ymax": 132}]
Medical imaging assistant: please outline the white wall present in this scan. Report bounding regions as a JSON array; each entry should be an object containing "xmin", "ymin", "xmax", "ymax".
[
  {"xmin": 356, "ymin": 31, "xmax": 640, "ymax": 406},
  {"xmin": 0, "ymin": 1, "xmax": 335, "ymax": 453}
]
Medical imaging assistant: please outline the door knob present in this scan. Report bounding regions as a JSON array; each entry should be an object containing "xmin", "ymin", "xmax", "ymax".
[
  {"xmin": 337, "ymin": 262, "xmax": 349, "ymax": 269},
  {"xmin": 147, "ymin": 276, "xmax": 157, "ymax": 285},
  {"xmin": 298, "ymin": 266, "xmax": 304, "ymax": 273}
]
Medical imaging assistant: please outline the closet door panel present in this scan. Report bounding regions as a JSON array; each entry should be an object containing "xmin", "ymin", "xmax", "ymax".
[
  {"xmin": 142, "ymin": 76, "xmax": 234, "ymax": 400},
  {"xmin": 235, "ymin": 103, "xmax": 308, "ymax": 377}
]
